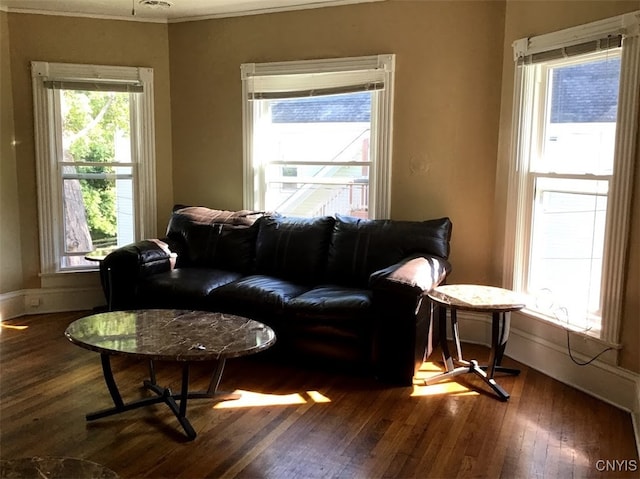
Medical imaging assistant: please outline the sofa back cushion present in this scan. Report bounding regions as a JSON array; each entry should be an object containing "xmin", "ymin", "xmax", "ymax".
[
  {"xmin": 256, "ymin": 215, "xmax": 335, "ymax": 285},
  {"xmin": 166, "ymin": 206, "xmax": 261, "ymax": 273},
  {"xmin": 326, "ymin": 215, "xmax": 453, "ymax": 287}
]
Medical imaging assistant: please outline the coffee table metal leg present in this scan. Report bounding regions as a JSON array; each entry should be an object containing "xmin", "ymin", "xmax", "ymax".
[
  {"xmin": 179, "ymin": 363, "xmax": 189, "ymax": 418},
  {"xmin": 100, "ymin": 353, "xmax": 123, "ymax": 409},
  {"xmin": 88, "ymin": 355, "xmax": 166, "ymax": 421},
  {"xmin": 157, "ymin": 363, "xmax": 197, "ymax": 440},
  {"xmin": 148, "ymin": 360, "xmax": 157, "ymax": 385},
  {"xmin": 88, "ymin": 357, "xmax": 196, "ymax": 440},
  {"xmin": 184, "ymin": 359, "xmax": 241, "ymax": 404},
  {"xmin": 207, "ymin": 358, "xmax": 226, "ymax": 395},
  {"xmin": 87, "ymin": 357, "xmax": 239, "ymax": 440},
  {"xmin": 139, "ymin": 366, "xmax": 196, "ymax": 440}
]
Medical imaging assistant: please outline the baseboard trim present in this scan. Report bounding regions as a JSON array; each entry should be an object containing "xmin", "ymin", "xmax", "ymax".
[
  {"xmin": 507, "ymin": 326, "xmax": 638, "ymax": 412},
  {"xmin": 0, "ymin": 290, "xmax": 26, "ymax": 320},
  {"xmin": 0, "ymin": 287, "xmax": 104, "ymax": 320},
  {"xmin": 454, "ymin": 312, "xmax": 639, "ymax": 414}
]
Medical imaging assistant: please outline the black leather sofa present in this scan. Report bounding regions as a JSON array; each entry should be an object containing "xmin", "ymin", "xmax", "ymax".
[{"xmin": 100, "ymin": 206, "xmax": 453, "ymax": 385}]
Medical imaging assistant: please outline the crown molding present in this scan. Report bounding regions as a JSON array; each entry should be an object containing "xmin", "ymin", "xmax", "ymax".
[
  {"xmin": 2, "ymin": 0, "xmax": 383, "ymax": 24},
  {"xmin": 5, "ymin": 7, "xmax": 167, "ymax": 23},
  {"xmin": 166, "ymin": 0, "xmax": 383, "ymax": 23}
]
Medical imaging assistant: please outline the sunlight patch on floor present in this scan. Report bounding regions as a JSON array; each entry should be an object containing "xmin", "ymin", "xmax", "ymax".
[
  {"xmin": 306, "ymin": 390, "xmax": 331, "ymax": 403},
  {"xmin": 411, "ymin": 360, "xmax": 479, "ymax": 397},
  {"xmin": 416, "ymin": 360, "xmax": 444, "ymax": 374},
  {"xmin": 0, "ymin": 322, "xmax": 29, "ymax": 333},
  {"xmin": 213, "ymin": 389, "xmax": 331, "ymax": 409},
  {"xmin": 411, "ymin": 381, "xmax": 479, "ymax": 397}
]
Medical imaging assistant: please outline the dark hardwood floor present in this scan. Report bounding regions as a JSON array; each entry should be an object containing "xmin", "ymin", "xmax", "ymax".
[{"xmin": 1, "ymin": 311, "xmax": 637, "ymax": 478}]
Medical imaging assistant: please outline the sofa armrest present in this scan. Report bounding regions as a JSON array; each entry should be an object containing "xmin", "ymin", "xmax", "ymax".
[
  {"xmin": 100, "ymin": 239, "xmax": 176, "ymax": 310},
  {"xmin": 369, "ymin": 254, "xmax": 451, "ymax": 295},
  {"xmin": 369, "ymin": 254, "xmax": 451, "ymax": 385}
]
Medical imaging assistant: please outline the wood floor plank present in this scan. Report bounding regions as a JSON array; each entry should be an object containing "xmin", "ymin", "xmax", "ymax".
[{"xmin": 1, "ymin": 312, "xmax": 637, "ymax": 478}]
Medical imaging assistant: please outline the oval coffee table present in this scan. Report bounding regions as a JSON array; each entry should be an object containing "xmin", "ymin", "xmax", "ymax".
[{"xmin": 65, "ymin": 309, "xmax": 276, "ymax": 440}]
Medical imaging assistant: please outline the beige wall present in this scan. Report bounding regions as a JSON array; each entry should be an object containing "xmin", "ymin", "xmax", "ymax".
[
  {"xmin": 2, "ymin": 1, "xmax": 637, "ymax": 371},
  {"xmin": 169, "ymin": 0, "xmax": 506, "ymax": 286},
  {"xmin": 494, "ymin": 0, "xmax": 640, "ymax": 372},
  {"xmin": 4, "ymin": 13, "xmax": 173, "ymax": 290},
  {"xmin": 0, "ymin": 10, "xmax": 23, "ymax": 294}
]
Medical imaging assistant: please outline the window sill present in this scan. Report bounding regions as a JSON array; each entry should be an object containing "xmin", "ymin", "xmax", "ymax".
[
  {"xmin": 511, "ymin": 308, "xmax": 621, "ymax": 367},
  {"xmin": 40, "ymin": 270, "xmax": 101, "ymax": 290},
  {"xmin": 519, "ymin": 307, "xmax": 621, "ymax": 349}
]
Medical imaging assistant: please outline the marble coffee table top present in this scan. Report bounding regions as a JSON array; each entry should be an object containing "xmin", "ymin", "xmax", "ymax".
[
  {"xmin": 0, "ymin": 456, "xmax": 119, "ymax": 479},
  {"xmin": 65, "ymin": 310, "xmax": 276, "ymax": 361},
  {"xmin": 428, "ymin": 284, "xmax": 526, "ymax": 312}
]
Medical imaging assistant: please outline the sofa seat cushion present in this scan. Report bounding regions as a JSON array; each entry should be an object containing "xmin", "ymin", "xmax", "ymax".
[
  {"xmin": 138, "ymin": 268, "xmax": 243, "ymax": 308},
  {"xmin": 287, "ymin": 286, "xmax": 372, "ymax": 317},
  {"xmin": 285, "ymin": 286, "xmax": 372, "ymax": 340},
  {"xmin": 210, "ymin": 275, "xmax": 310, "ymax": 315}
]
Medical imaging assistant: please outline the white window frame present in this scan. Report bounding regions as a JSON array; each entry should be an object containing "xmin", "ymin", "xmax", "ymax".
[
  {"xmin": 241, "ymin": 54, "xmax": 395, "ymax": 218},
  {"xmin": 31, "ymin": 61, "xmax": 157, "ymax": 274},
  {"xmin": 505, "ymin": 12, "xmax": 640, "ymax": 344}
]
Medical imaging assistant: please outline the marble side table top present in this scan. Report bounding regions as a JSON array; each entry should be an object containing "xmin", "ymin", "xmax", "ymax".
[
  {"xmin": 83, "ymin": 248, "xmax": 115, "ymax": 262},
  {"xmin": 65, "ymin": 309, "xmax": 276, "ymax": 361},
  {"xmin": 0, "ymin": 456, "xmax": 119, "ymax": 479},
  {"xmin": 428, "ymin": 284, "xmax": 526, "ymax": 312}
]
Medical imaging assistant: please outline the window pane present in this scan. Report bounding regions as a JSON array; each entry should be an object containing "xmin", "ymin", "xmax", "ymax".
[
  {"xmin": 536, "ymin": 54, "xmax": 620, "ymax": 174},
  {"xmin": 256, "ymin": 92, "xmax": 372, "ymax": 217},
  {"xmin": 59, "ymin": 89, "xmax": 134, "ymax": 269},
  {"xmin": 61, "ymin": 173, "xmax": 134, "ymax": 269},
  {"xmin": 524, "ymin": 52, "xmax": 621, "ymax": 332},
  {"xmin": 528, "ymin": 177, "xmax": 608, "ymax": 330},
  {"xmin": 61, "ymin": 89, "xmax": 132, "ymax": 163},
  {"xmin": 265, "ymin": 166, "xmax": 369, "ymax": 217}
]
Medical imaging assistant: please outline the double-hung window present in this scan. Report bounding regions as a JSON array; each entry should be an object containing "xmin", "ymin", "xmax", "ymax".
[
  {"xmin": 241, "ymin": 55, "xmax": 395, "ymax": 219},
  {"xmin": 31, "ymin": 62, "xmax": 157, "ymax": 273},
  {"xmin": 506, "ymin": 12, "xmax": 640, "ymax": 343}
]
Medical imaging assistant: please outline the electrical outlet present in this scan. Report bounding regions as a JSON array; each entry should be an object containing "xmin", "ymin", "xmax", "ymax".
[{"xmin": 28, "ymin": 297, "xmax": 41, "ymax": 307}]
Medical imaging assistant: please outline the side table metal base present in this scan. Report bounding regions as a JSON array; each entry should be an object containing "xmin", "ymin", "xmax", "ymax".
[
  {"xmin": 425, "ymin": 358, "xmax": 519, "ymax": 401},
  {"xmin": 424, "ymin": 297, "xmax": 522, "ymax": 401}
]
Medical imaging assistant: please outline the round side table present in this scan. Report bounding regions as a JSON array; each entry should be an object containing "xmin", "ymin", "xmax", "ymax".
[{"xmin": 426, "ymin": 284, "xmax": 526, "ymax": 401}]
